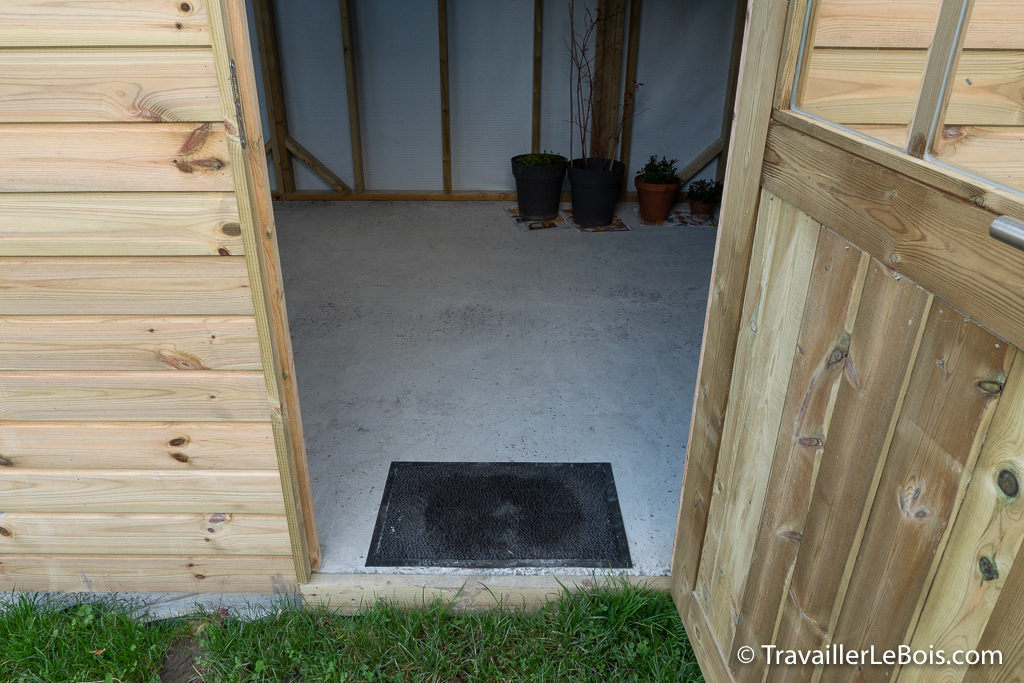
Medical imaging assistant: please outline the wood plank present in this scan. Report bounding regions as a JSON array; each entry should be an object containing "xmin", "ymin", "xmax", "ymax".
[
  {"xmin": 0, "ymin": 371, "xmax": 271, "ymax": 422},
  {"xmin": 769, "ymin": 260, "xmax": 932, "ymax": 679},
  {"xmin": 0, "ymin": 513, "xmax": 292, "ymax": 556},
  {"xmin": 762, "ymin": 120, "xmax": 1024, "ymax": 352},
  {"xmin": 813, "ymin": 0, "xmax": 1023, "ymax": 50},
  {"xmin": 0, "ymin": 1, "xmax": 211, "ymax": 47},
  {"xmin": 679, "ymin": 588, "xmax": 737, "ymax": 683},
  {"xmin": 0, "ymin": 123, "xmax": 233, "ymax": 192},
  {"xmin": 1, "ymin": 469, "xmax": 284, "ymax": 513},
  {"xmin": 215, "ymin": 0, "xmax": 320, "ymax": 574},
  {"xmin": 0, "ymin": 257, "xmax": 253, "ymax": 315},
  {"xmin": 438, "ymin": 0, "xmax": 452, "ymax": 193},
  {"xmin": 933, "ymin": 125, "xmax": 1024, "ymax": 192},
  {"xmin": 966, "ymin": 536, "xmax": 1024, "ymax": 681},
  {"xmin": 671, "ymin": 0, "xmax": 792, "ymax": 601},
  {"xmin": 0, "ymin": 316, "xmax": 261, "ymax": 371},
  {"xmin": 0, "ymin": 48, "xmax": 222, "ymax": 123},
  {"xmin": 0, "ymin": 193, "xmax": 243, "ymax": 257},
  {"xmin": 801, "ymin": 49, "xmax": 1024, "ymax": 127},
  {"xmin": 304, "ymin": 574, "xmax": 672, "ymax": 614},
  {"xmin": 0, "ymin": 554, "xmax": 297, "ymax": 594},
  {"xmin": 730, "ymin": 230, "xmax": 870, "ymax": 678},
  {"xmin": 907, "ymin": 0, "xmax": 975, "ymax": 157},
  {"xmin": 531, "ymin": 0, "xmax": 546, "ymax": 154},
  {"xmin": 901, "ymin": 349, "xmax": 1024, "ymax": 682},
  {"xmin": 590, "ymin": 0, "xmax": 627, "ymax": 161},
  {"xmin": 678, "ymin": 137, "xmax": 725, "ymax": 187},
  {"xmin": 252, "ymin": 0, "xmax": 295, "ymax": 195},
  {"xmin": 716, "ymin": 0, "xmax": 749, "ymax": 182},
  {"xmin": 696, "ymin": 190, "xmax": 820, "ymax": 649},
  {"xmin": 831, "ymin": 300, "xmax": 1012, "ymax": 681},
  {"xmin": 284, "ymin": 135, "xmax": 352, "ymax": 193},
  {"xmin": 0, "ymin": 421, "xmax": 278, "ymax": 470}
]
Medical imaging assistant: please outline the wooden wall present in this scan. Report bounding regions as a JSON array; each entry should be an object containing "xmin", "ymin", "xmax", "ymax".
[
  {"xmin": 0, "ymin": 0, "xmax": 300, "ymax": 593},
  {"xmin": 800, "ymin": 0, "xmax": 1024, "ymax": 191}
]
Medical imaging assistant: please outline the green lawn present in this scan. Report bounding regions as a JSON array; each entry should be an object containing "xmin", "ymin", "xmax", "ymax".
[{"xmin": 1, "ymin": 580, "xmax": 704, "ymax": 682}]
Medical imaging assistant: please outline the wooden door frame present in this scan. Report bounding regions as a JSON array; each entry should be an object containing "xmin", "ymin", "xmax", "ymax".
[
  {"xmin": 210, "ymin": 0, "xmax": 321, "ymax": 580},
  {"xmin": 673, "ymin": 0, "xmax": 1024, "ymax": 677}
]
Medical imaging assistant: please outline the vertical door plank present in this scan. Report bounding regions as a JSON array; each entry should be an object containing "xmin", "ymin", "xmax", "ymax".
[
  {"xmin": 902, "ymin": 349, "xmax": 1024, "ymax": 682},
  {"xmin": 831, "ymin": 301, "xmax": 1013, "ymax": 681},
  {"xmin": 965, "ymin": 528, "xmax": 1024, "ymax": 681},
  {"xmin": 768, "ymin": 261, "xmax": 932, "ymax": 680},
  {"xmin": 671, "ymin": 0, "xmax": 791, "ymax": 601},
  {"xmin": 696, "ymin": 190, "xmax": 820, "ymax": 645},
  {"xmin": 730, "ymin": 229, "xmax": 870, "ymax": 678}
]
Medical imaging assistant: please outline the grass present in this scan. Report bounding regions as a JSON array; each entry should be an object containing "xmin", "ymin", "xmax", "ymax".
[{"xmin": 1, "ymin": 579, "xmax": 704, "ymax": 682}]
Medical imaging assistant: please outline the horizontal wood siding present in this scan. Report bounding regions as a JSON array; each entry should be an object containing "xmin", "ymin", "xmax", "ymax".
[
  {"xmin": 0, "ymin": 48, "xmax": 223, "ymax": 122},
  {"xmin": 0, "ymin": 1, "xmax": 295, "ymax": 594},
  {"xmin": 0, "ymin": 193, "xmax": 243, "ymax": 256},
  {"xmin": 0, "ymin": 316, "xmax": 262, "ymax": 371}
]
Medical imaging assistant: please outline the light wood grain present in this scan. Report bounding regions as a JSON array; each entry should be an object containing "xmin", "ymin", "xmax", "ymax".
[
  {"xmin": 0, "ymin": 123, "xmax": 233, "ymax": 192},
  {"xmin": 0, "ymin": 513, "xmax": 292, "ymax": 556},
  {"xmin": 0, "ymin": 0, "xmax": 211, "ymax": 47},
  {"xmin": 965, "ymin": 536, "xmax": 1024, "ymax": 681},
  {"xmin": 0, "ymin": 316, "xmax": 261, "ymax": 371},
  {"xmin": 813, "ymin": 0, "xmax": 1023, "ymax": 49},
  {"xmin": 672, "ymin": 0, "xmax": 791, "ymax": 603},
  {"xmin": 0, "ymin": 193, "xmax": 243, "ymax": 256},
  {"xmin": 696, "ymin": 190, "xmax": 819, "ymax": 649},
  {"xmin": 0, "ymin": 421, "xmax": 278, "ymax": 470},
  {"xmin": 901, "ymin": 349, "xmax": 1024, "ymax": 682},
  {"xmin": 0, "ymin": 554, "xmax": 297, "ymax": 594},
  {"xmin": 303, "ymin": 574, "xmax": 672, "ymax": 614},
  {"xmin": 907, "ymin": 0, "xmax": 975, "ymax": 156},
  {"xmin": 0, "ymin": 257, "xmax": 253, "ymax": 315},
  {"xmin": 730, "ymin": 230, "xmax": 869, "ymax": 679},
  {"xmin": 933, "ymin": 125, "xmax": 1024, "ymax": 192},
  {"xmin": 831, "ymin": 300, "xmax": 1012, "ymax": 681},
  {"xmin": 214, "ymin": 0, "xmax": 320, "ymax": 574},
  {"xmin": 802, "ymin": 49, "xmax": 1024, "ymax": 127},
  {"xmin": 0, "ymin": 371, "xmax": 271, "ymax": 422},
  {"xmin": 1, "ymin": 469, "xmax": 284, "ymax": 513},
  {"xmin": 770, "ymin": 260, "xmax": 931, "ymax": 678},
  {"xmin": 0, "ymin": 48, "xmax": 223, "ymax": 122},
  {"xmin": 762, "ymin": 121, "xmax": 1024, "ymax": 352},
  {"xmin": 774, "ymin": 109, "xmax": 1024, "ymax": 224},
  {"xmin": 682, "ymin": 588, "xmax": 738, "ymax": 683}
]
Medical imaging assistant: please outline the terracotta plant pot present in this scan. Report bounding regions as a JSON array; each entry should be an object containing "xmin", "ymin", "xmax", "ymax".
[
  {"xmin": 689, "ymin": 200, "xmax": 715, "ymax": 219},
  {"xmin": 635, "ymin": 178, "xmax": 681, "ymax": 223},
  {"xmin": 567, "ymin": 158, "xmax": 625, "ymax": 227}
]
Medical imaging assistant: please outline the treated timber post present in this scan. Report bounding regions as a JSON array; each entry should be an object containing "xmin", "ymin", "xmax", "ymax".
[
  {"xmin": 252, "ymin": 0, "xmax": 296, "ymax": 196},
  {"xmin": 589, "ymin": 0, "xmax": 627, "ymax": 160}
]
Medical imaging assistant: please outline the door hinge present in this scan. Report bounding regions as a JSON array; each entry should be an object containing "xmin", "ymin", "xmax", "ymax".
[{"xmin": 229, "ymin": 59, "xmax": 248, "ymax": 149}]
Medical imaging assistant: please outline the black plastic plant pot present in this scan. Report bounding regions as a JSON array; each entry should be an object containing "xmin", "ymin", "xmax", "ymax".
[
  {"xmin": 511, "ymin": 155, "xmax": 567, "ymax": 220},
  {"xmin": 567, "ymin": 158, "xmax": 625, "ymax": 227}
]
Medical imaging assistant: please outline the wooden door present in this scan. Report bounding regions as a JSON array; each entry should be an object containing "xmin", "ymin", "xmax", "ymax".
[
  {"xmin": 672, "ymin": 0, "xmax": 1024, "ymax": 680},
  {"xmin": 0, "ymin": 0, "xmax": 318, "ymax": 592}
]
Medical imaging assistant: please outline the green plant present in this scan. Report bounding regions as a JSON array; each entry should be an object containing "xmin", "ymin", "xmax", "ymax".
[
  {"xmin": 686, "ymin": 179, "xmax": 723, "ymax": 203},
  {"xmin": 636, "ymin": 155, "xmax": 679, "ymax": 184},
  {"xmin": 515, "ymin": 151, "xmax": 567, "ymax": 167}
]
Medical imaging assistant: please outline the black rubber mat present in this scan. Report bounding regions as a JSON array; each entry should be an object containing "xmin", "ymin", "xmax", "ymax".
[{"xmin": 366, "ymin": 461, "xmax": 632, "ymax": 568}]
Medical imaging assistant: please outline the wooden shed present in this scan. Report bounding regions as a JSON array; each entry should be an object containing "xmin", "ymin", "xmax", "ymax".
[{"xmin": 3, "ymin": 0, "xmax": 1024, "ymax": 680}]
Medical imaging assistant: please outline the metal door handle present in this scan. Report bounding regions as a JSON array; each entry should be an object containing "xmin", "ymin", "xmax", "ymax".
[{"xmin": 991, "ymin": 216, "xmax": 1024, "ymax": 251}]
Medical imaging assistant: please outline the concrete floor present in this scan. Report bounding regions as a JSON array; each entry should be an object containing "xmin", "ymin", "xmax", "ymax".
[{"xmin": 276, "ymin": 201, "xmax": 716, "ymax": 576}]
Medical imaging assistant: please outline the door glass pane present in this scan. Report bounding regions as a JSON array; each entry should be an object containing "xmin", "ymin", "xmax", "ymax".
[
  {"xmin": 929, "ymin": 0, "xmax": 1024, "ymax": 192},
  {"xmin": 795, "ymin": 0, "xmax": 944, "ymax": 149}
]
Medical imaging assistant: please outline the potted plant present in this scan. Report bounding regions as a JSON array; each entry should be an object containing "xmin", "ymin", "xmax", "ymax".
[
  {"xmin": 634, "ymin": 155, "xmax": 680, "ymax": 223},
  {"xmin": 686, "ymin": 179, "xmax": 723, "ymax": 219},
  {"xmin": 565, "ymin": 1, "xmax": 638, "ymax": 227},
  {"xmin": 510, "ymin": 151, "xmax": 567, "ymax": 221}
]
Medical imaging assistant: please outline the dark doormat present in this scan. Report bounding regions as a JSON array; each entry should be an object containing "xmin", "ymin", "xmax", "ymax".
[{"xmin": 366, "ymin": 461, "xmax": 632, "ymax": 568}]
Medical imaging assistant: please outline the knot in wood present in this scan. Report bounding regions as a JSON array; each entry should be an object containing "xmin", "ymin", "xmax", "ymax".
[
  {"xmin": 168, "ymin": 437, "xmax": 188, "ymax": 447},
  {"xmin": 977, "ymin": 379, "xmax": 1005, "ymax": 396},
  {"xmin": 998, "ymin": 469, "xmax": 1019, "ymax": 499},
  {"xmin": 979, "ymin": 555, "xmax": 999, "ymax": 582},
  {"xmin": 0, "ymin": 454, "xmax": 12, "ymax": 467}
]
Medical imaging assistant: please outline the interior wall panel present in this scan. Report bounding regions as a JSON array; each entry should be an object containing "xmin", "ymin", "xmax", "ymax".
[
  {"xmin": 448, "ymin": 0, "xmax": 532, "ymax": 191},
  {"xmin": 352, "ymin": 0, "xmax": 443, "ymax": 191}
]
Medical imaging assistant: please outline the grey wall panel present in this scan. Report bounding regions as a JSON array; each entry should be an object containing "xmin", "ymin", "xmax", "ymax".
[
  {"xmin": 275, "ymin": 0, "xmax": 354, "ymax": 191},
  {"xmin": 354, "ymin": 0, "xmax": 444, "ymax": 191},
  {"xmin": 448, "ymin": 0, "xmax": 533, "ymax": 191},
  {"xmin": 628, "ymin": 0, "xmax": 737, "ymax": 185}
]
